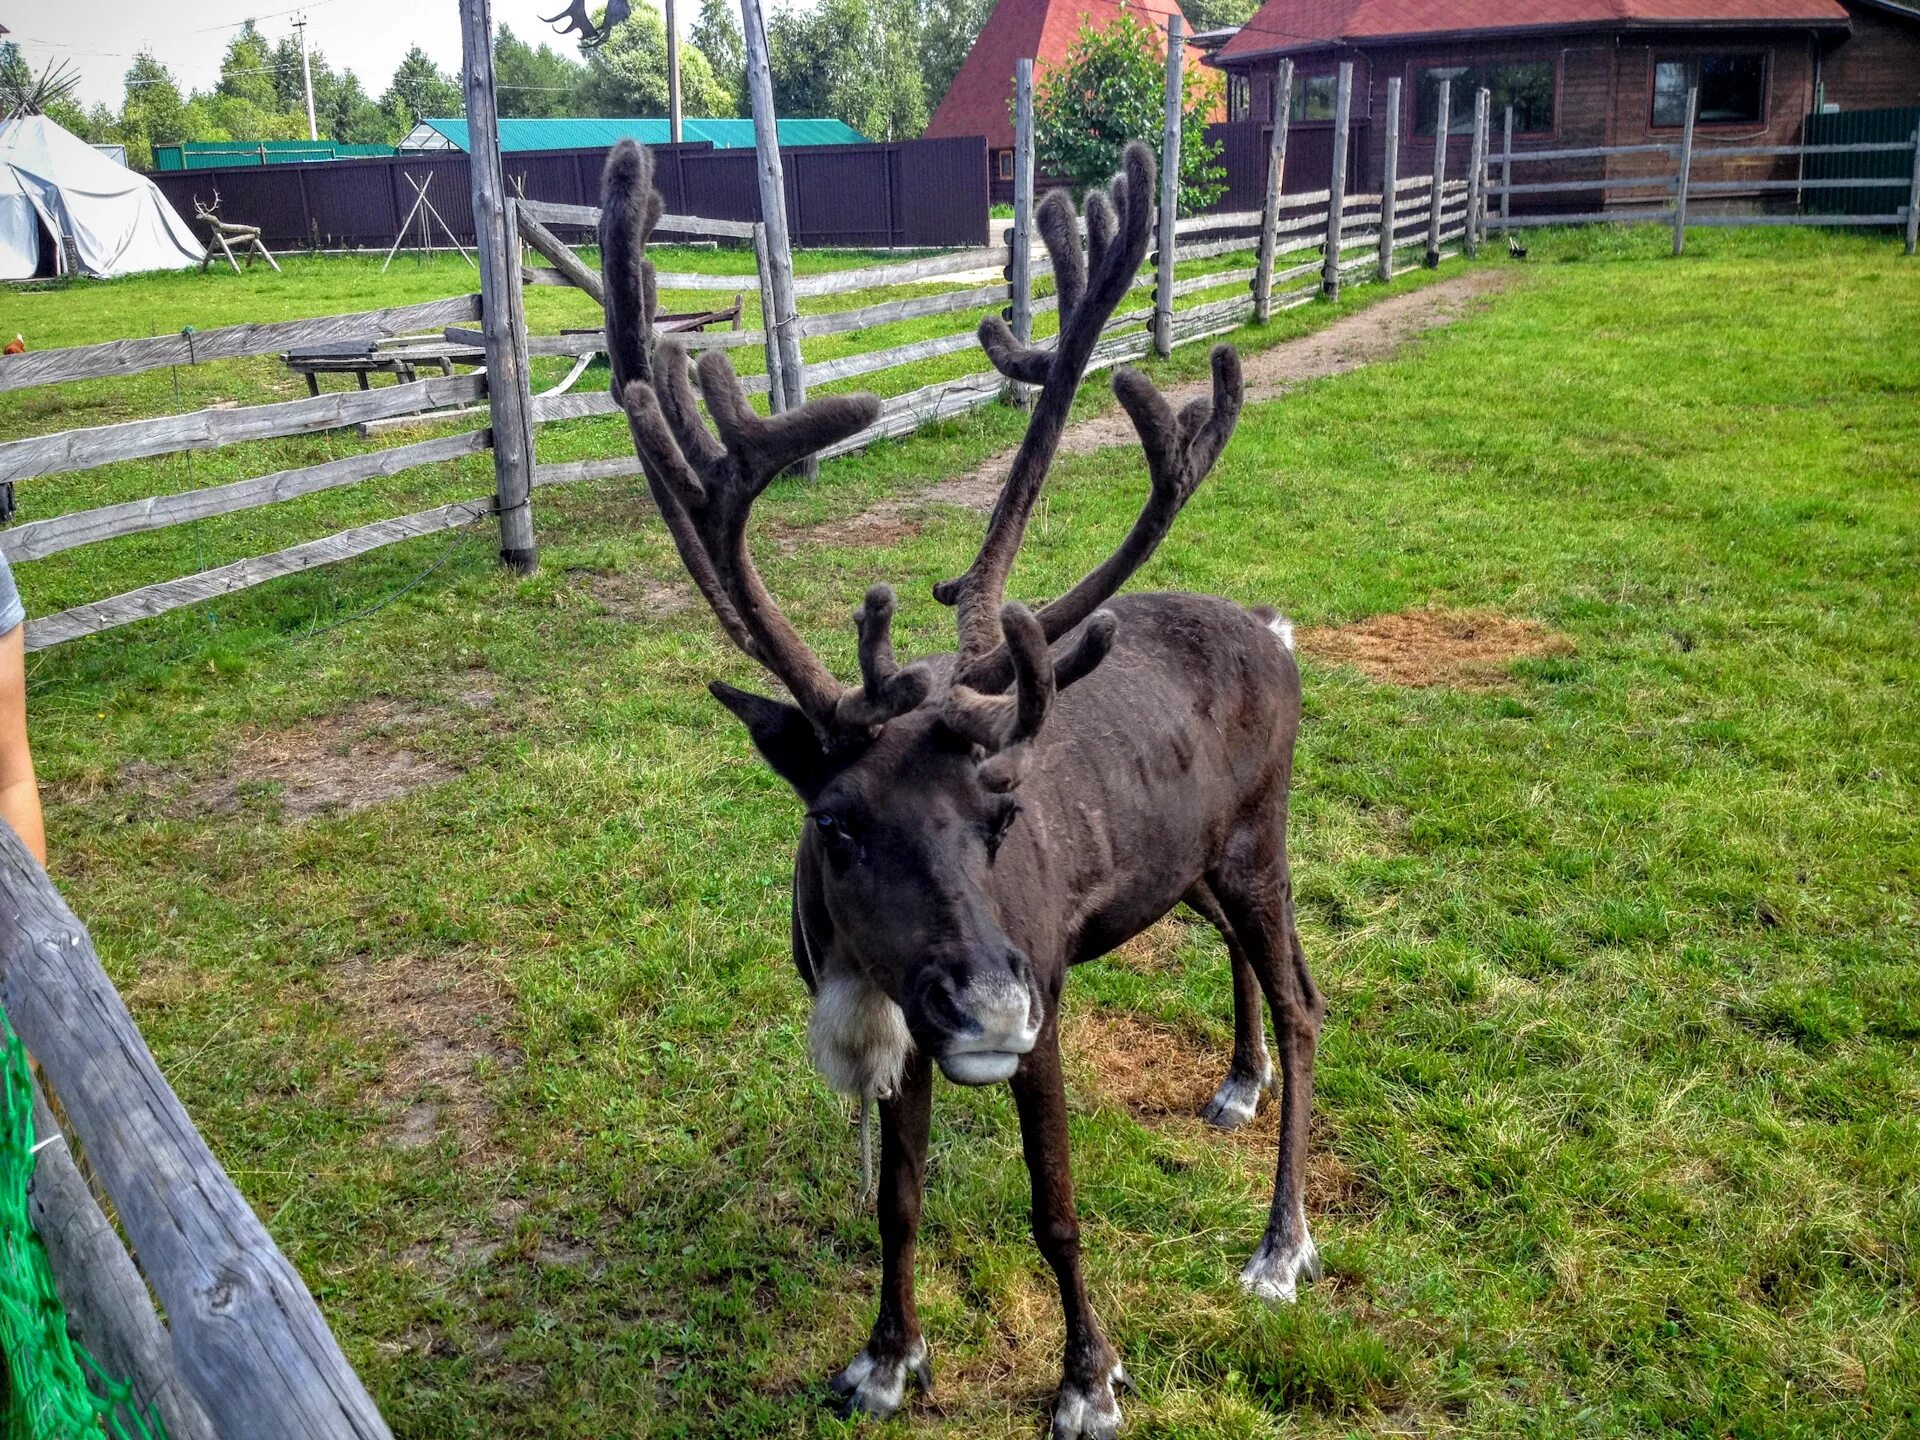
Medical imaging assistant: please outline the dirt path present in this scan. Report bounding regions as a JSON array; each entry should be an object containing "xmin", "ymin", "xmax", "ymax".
[{"xmin": 798, "ymin": 269, "xmax": 1517, "ymax": 549}]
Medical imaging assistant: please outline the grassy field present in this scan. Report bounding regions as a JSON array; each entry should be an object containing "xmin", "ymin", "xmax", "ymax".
[{"xmin": 3, "ymin": 226, "xmax": 1918, "ymax": 1439}]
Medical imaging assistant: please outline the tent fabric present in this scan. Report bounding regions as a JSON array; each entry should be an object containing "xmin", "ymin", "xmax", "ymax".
[{"xmin": 0, "ymin": 115, "xmax": 205, "ymax": 281}]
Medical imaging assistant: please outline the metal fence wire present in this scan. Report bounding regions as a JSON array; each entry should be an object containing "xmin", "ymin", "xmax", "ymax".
[{"xmin": 0, "ymin": 1012, "xmax": 165, "ymax": 1440}]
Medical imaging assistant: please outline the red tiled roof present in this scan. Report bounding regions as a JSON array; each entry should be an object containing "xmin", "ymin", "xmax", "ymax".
[
  {"xmin": 1215, "ymin": 0, "xmax": 1851, "ymax": 63},
  {"xmin": 926, "ymin": 0, "xmax": 1195, "ymax": 149}
]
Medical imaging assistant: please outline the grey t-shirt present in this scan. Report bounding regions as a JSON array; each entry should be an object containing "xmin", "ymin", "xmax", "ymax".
[{"xmin": 0, "ymin": 552, "xmax": 23, "ymax": 634}]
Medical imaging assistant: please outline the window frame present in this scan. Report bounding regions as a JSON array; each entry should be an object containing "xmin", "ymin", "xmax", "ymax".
[
  {"xmin": 1287, "ymin": 68, "xmax": 1341, "ymax": 126},
  {"xmin": 1649, "ymin": 51, "xmax": 1770, "ymax": 131},
  {"xmin": 1228, "ymin": 72, "xmax": 1252, "ymax": 123},
  {"xmin": 996, "ymin": 148, "xmax": 1013, "ymax": 181},
  {"xmin": 1406, "ymin": 54, "xmax": 1561, "ymax": 142}
]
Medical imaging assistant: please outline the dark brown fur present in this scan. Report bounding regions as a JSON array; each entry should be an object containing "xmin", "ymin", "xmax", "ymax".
[{"xmin": 599, "ymin": 138, "xmax": 1323, "ymax": 1439}]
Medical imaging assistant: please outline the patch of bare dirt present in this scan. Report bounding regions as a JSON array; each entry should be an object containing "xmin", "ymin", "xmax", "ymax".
[
  {"xmin": 1110, "ymin": 914, "xmax": 1196, "ymax": 973},
  {"xmin": 1299, "ymin": 607, "xmax": 1573, "ymax": 689},
  {"xmin": 573, "ymin": 566, "xmax": 696, "ymax": 621},
  {"xmin": 1063, "ymin": 1008, "xmax": 1249, "ymax": 1128},
  {"xmin": 333, "ymin": 946, "xmax": 519, "ymax": 1161}
]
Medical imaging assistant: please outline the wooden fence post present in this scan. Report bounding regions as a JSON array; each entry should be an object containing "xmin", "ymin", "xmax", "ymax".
[
  {"xmin": 1010, "ymin": 58, "xmax": 1036, "ymax": 348},
  {"xmin": 1254, "ymin": 57, "xmax": 1293, "ymax": 321},
  {"xmin": 1322, "ymin": 62, "xmax": 1353, "ymax": 299},
  {"xmin": 1426, "ymin": 78, "xmax": 1451, "ymax": 267},
  {"xmin": 460, "ymin": 0, "xmax": 537, "ymax": 573},
  {"xmin": 1673, "ymin": 85, "xmax": 1697, "ymax": 256},
  {"xmin": 1501, "ymin": 104, "xmax": 1513, "ymax": 237},
  {"xmin": 752, "ymin": 221, "xmax": 788, "ymax": 413},
  {"xmin": 1466, "ymin": 86, "xmax": 1489, "ymax": 256},
  {"xmin": 1155, "ymin": 14, "xmax": 1185, "ymax": 358},
  {"xmin": 1378, "ymin": 75, "xmax": 1400, "ymax": 283},
  {"xmin": 741, "ymin": 0, "xmax": 812, "ymax": 472},
  {"xmin": 1904, "ymin": 125, "xmax": 1919, "ymax": 256}
]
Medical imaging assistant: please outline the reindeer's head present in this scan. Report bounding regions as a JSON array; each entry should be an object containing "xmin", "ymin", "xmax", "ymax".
[{"xmin": 599, "ymin": 141, "xmax": 1242, "ymax": 1091}]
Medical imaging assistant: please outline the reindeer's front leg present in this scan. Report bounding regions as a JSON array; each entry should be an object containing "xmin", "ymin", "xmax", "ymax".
[
  {"xmin": 1011, "ymin": 1021, "xmax": 1127, "ymax": 1440},
  {"xmin": 830, "ymin": 1050, "xmax": 934, "ymax": 1416}
]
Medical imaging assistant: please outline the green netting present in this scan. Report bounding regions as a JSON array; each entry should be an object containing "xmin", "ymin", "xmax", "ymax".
[{"xmin": 0, "ymin": 1011, "xmax": 166, "ymax": 1440}]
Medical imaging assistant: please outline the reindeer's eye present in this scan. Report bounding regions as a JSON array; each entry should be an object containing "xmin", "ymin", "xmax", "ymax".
[{"xmin": 985, "ymin": 798, "xmax": 1023, "ymax": 861}]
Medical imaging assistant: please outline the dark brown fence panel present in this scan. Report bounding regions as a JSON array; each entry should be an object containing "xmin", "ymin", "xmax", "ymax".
[
  {"xmin": 1205, "ymin": 120, "xmax": 1370, "ymax": 211},
  {"xmin": 151, "ymin": 136, "xmax": 987, "ymax": 251}
]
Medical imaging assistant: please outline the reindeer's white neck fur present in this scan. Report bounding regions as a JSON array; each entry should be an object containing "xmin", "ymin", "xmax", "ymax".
[{"xmin": 809, "ymin": 973, "xmax": 914, "ymax": 1100}]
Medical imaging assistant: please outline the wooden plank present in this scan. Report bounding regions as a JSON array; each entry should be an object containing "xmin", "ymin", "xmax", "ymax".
[
  {"xmin": 1379, "ymin": 76, "xmax": 1402, "ymax": 282},
  {"xmin": 1466, "ymin": 86, "xmax": 1489, "ymax": 255},
  {"xmin": 526, "ymin": 328, "xmax": 761, "ymax": 355},
  {"xmin": 1427, "ymin": 79, "xmax": 1451, "ymax": 267},
  {"xmin": 1011, "ymin": 59, "xmax": 1036, "ymax": 353},
  {"xmin": 0, "ymin": 824, "xmax": 395, "ymax": 1435},
  {"xmin": 1323, "ymin": 61, "xmax": 1353, "ymax": 299},
  {"xmin": 798, "ymin": 282, "xmax": 1006, "ymax": 337},
  {"xmin": 649, "ymin": 268, "xmax": 769, "ymax": 292},
  {"xmin": 1172, "ymin": 265, "xmax": 1257, "ymax": 298},
  {"xmin": 1501, "ymin": 105, "xmax": 1512, "ymax": 235},
  {"xmin": 816, "ymin": 370, "xmax": 1006, "ymax": 461},
  {"xmin": 1690, "ymin": 140, "xmax": 1913, "ymax": 160},
  {"xmin": 1172, "ymin": 234, "xmax": 1263, "ymax": 263},
  {"xmin": 0, "ymin": 295, "xmax": 481, "ymax": 395},
  {"xmin": 752, "ymin": 222, "xmax": 789, "ymax": 414},
  {"xmin": 742, "ymin": 0, "xmax": 808, "ymax": 471},
  {"xmin": 1686, "ymin": 212, "xmax": 1911, "ymax": 227},
  {"xmin": 25, "ymin": 499, "xmax": 490, "ymax": 651},
  {"xmin": 0, "ymin": 431, "xmax": 488, "ymax": 563},
  {"xmin": 533, "ymin": 454, "xmax": 646, "ymax": 487},
  {"xmin": 0, "ymin": 374, "xmax": 483, "ymax": 483},
  {"xmin": 1507, "ymin": 141, "xmax": 1676, "ymax": 163},
  {"xmin": 1673, "ymin": 85, "xmax": 1697, "ymax": 256},
  {"xmin": 805, "ymin": 330, "xmax": 981, "ymax": 386},
  {"xmin": 1906, "ymin": 130, "xmax": 1919, "ymax": 256},
  {"xmin": 1175, "ymin": 209, "xmax": 1264, "ymax": 236},
  {"xmin": 28, "ymin": 1080, "xmax": 219, "ymax": 1440},
  {"xmin": 517, "ymin": 206, "xmax": 604, "ymax": 303},
  {"xmin": 1687, "ymin": 175, "xmax": 1913, "ymax": 193},
  {"xmin": 517, "ymin": 196, "xmax": 756, "ymax": 237},
  {"xmin": 791, "ymin": 247, "xmax": 1010, "ymax": 297},
  {"xmin": 1487, "ymin": 175, "xmax": 1678, "ymax": 196},
  {"xmin": 1254, "ymin": 58, "xmax": 1293, "ymax": 323},
  {"xmin": 1495, "ymin": 208, "xmax": 1675, "ymax": 228}
]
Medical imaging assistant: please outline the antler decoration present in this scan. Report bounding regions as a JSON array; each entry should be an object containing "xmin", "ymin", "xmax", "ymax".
[
  {"xmin": 600, "ymin": 141, "xmax": 929, "ymax": 741},
  {"xmin": 543, "ymin": 0, "xmax": 630, "ymax": 48},
  {"xmin": 598, "ymin": 137, "xmax": 1242, "ymax": 776}
]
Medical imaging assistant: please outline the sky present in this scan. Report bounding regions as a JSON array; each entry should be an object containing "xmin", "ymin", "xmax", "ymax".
[{"xmin": 4, "ymin": 0, "xmax": 689, "ymax": 111}]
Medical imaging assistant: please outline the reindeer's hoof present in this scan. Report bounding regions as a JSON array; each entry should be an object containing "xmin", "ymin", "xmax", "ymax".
[
  {"xmin": 1201, "ymin": 1063, "xmax": 1271, "ymax": 1130},
  {"xmin": 829, "ymin": 1335, "xmax": 932, "ymax": 1418},
  {"xmin": 1052, "ymin": 1360, "xmax": 1127, "ymax": 1439},
  {"xmin": 1239, "ymin": 1230, "xmax": 1322, "ymax": 1304}
]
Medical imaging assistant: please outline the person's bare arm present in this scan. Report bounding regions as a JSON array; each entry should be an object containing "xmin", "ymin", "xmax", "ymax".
[{"xmin": 0, "ymin": 625, "xmax": 45, "ymax": 865}]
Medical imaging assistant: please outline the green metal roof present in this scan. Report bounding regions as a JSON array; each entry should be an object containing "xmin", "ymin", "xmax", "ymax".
[
  {"xmin": 151, "ymin": 140, "xmax": 396, "ymax": 170},
  {"xmin": 406, "ymin": 117, "xmax": 869, "ymax": 152}
]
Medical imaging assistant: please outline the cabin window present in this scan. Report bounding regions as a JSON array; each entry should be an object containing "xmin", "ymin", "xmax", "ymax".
[
  {"xmin": 1415, "ymin": 62, "xmax": 1556, "ymax": 136},
  {"xmin": 997, "ymin": 149, "xmax": 1014, "ymax": 181},
  {"xmin": 1228, "ymin": 73, "xmax": 1252, "ymax": 122},
  {"xmin": 1653, "ymin": 55, "xmax": 1766, "ymax": 127},
  {"xmin": 1290, "ymin": 71, "xmax": 1339, "ymax": 123}
]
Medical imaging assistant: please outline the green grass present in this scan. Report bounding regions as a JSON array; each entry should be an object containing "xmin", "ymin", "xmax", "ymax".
[{"xmin": 4, "ymin": 225, "xmax": 1918, "ymax": 1438}]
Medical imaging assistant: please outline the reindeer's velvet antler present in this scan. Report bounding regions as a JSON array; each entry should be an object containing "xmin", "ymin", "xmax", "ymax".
[{"xmin": 598, "ymin": 140, "xmax": 927, "ymax": 740}]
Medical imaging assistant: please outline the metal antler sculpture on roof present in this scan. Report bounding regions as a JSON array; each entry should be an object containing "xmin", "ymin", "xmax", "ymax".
[{"xmin": 540, "ymin": 0, "xmax": 631, "ymax": 48}]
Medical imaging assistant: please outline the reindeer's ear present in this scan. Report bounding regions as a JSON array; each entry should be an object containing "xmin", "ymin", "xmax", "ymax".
[{"xmin": 709, "ymin": 681, "xmax": 835, "ymax": 799}]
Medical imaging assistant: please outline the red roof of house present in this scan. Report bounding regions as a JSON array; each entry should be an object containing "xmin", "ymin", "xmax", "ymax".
[
  {"xmin": 1215, "ymin": 0, "xmax": 1851, "ymax": 63},
  {"xmin": 926, "ymin": 0, "xmax": 1196, "ymax": 150}
]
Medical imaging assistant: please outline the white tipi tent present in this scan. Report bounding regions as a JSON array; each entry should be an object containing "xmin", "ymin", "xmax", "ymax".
[{"xmin": 0, "ymin": 114, "xmax": 204, "ymax": 280}]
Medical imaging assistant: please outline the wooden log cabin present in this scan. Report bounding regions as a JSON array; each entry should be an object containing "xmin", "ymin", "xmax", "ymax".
[{"xmin": 1205, "ymin": 0, "xmax": 1920, "ymax": 213}]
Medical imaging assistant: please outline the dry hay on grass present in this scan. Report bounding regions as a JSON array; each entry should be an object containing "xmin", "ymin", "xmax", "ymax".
[
  {"xmin": 1298, "ymin": 608, "xmax": 1573, "ymax": 690},
  {"xmin": 572, "ymin": 565, "xmax": 696, "ymax": 621}
]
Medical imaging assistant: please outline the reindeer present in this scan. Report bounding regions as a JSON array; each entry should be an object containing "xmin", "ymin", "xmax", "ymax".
[{"xmin": 597, "ymin": 139, "xmax": 1324, "ymax": 1438}]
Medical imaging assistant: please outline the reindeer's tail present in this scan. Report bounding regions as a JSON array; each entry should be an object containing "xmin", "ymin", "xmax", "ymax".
[{"xmin": 1251, "ymin": 605, "xmax": 1295, "ymax": 654}]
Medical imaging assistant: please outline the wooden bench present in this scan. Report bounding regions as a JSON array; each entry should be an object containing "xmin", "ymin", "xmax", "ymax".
[{"xmin": 281, "ymin": 335, "xmax": 487, "ymax": 395}]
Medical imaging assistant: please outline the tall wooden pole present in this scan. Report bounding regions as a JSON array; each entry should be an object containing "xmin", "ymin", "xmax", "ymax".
[
  {"xmin": 1501, "ymin": 104, "xmax": 1513, "ymax": 237},
  {"xmin": 1905, "ymin": 126, "xmax": 1920, "ymax": 256},
  {"xmin": 1322, "ymin": 61, "xmax": 1352, "ymax": 299},
  {"xmin": 1010, "ymin": 58, "xmax": 1036, "ymax": 348},
  {"xmin": 1466, "ymin": 86, "xmax": 1489, "ymax": 257},
  {"xmin": 461, "ymin": 0, "xmax": 537, "ymax": 572},
  {"xmin": 1673, "ymin": 85, "xmax": 1697, "ymax": 256},
  {"xmin": 1154, "ymin": 14, "xmax": 1184, "ymax": 358},
  {"xmin": 741, "ymin": 0, "xmax": 807, "ymax": 472},
  {"xmin": 752, "ymin": 221, "xmax": 788, "ymax": 413},
  {"xmin": 1253, "ymin": 57, "xmax": 1293, "ymax": 321},
  {"xmin": 666, "ymin": 0, "xmax": 683, "ymax": 144},
  {"xmin": 1426, "ymin": 77, "xmax": 1451, "ymax": 268},
  {"xmin": 1378, "ymin": 75, "xmax": 1401, "ymax": 283}
]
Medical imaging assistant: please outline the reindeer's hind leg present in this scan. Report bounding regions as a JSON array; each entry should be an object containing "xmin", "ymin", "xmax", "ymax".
[
  {"xmin": 1184, "ymin": 882, "xmax": 1274, "ymax": 1130},
  {"xmin": 1207, "ymin": 825, "xmax": 1325, "ymax": 1303}
]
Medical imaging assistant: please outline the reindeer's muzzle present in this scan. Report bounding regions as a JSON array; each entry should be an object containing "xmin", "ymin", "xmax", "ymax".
[{"xmin": 910, "ymin": 950, "xmax": 1045, "ymax": 1086}]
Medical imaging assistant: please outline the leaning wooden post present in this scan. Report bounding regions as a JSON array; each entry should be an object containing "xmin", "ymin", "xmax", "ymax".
[
  {"xmin": 1501, "ymin": 103, "xmax": 1513, "ymax": 237},
  {"xmin": 1377, "ymin": 75, "xmax": 1401, "ymax": 282},
  {"xmin": 1466, "ymin": 86, "xmax": 1489, "ymax": 256},
  {"xmin": 460, "ymin": 0, "xmax": 537, "ymax": 573},
  {"xmin": 1426, "ymin": 77, "xmax": 1451, "ymax": 267},
  {"xmin": 1010, "ymin": 58, "xmax": 1036, "ymax": 347},
  {"xmin": 1902, "ymin": 126, "xmax": 1918, "ymax": 255},
  {"xmin": 752, "ymin": 221, "xmax": 788, "ymax": 413},
  {"xmin": 1154, "ymin": 14, "xmax": 1185, "ymax": 358},
  {"xmin": 1322, "ymin": 61, "xmax": 1353, "ymax": 299},
  {"xmin": 741, "ymin": 0, "xmax": 811, "ymax": 473},
  {"xmin": 1253, "ymin": 57, "xmax": 1293, "ymax": 321},
  {"xmin": 1672, "ymin": 84, "xmax": 1697, "ymax": 257},
  {"xmin": 0, "ymin": 821, "xmax": 394, "ymax": 1440}
]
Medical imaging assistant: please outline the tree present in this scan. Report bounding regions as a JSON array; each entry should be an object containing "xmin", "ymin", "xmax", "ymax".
[
  {"xmin": 768, "ymin": 0, "xmax": 926, "ymax": 140},
  {"xmin": 381, "ymin": 46, "xmax": 462, "ymax": 137},
  {"xmin": 917, "ymin": 0, "xmax": 993, "ymax": 110},
  {"xmin": 691, "ymin": 0, "xmax": 746, "ymax": 114},
  {"xmin": 214, "ymin": 22, "xmax": 283, "ymax": 112},
  {"xmin": 114, "ymin": 53, "xmax": 194, "ymax": 170},
  {"xmin": 1033, "ymin": 7, "xmax": 1224, "ymax": 215},
  {"xmin": 581, "ymin": 4, "xmax": 731, "ymax": 119},
  {"xmin": 1179, "ymin": 0, "xmax": 1259, "ymax": 33},
  {"xmin": 495, "ymin": 25, "xmax": 589, "ymax": 119}
]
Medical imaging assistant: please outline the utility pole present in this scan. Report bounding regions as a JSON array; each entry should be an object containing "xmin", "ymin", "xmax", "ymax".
[
  {"xmin": 293, "ymin": 14, "xmax": 318, "ymax": 143},
  {"xmin": 666, "ymin": 0, "xmax": 682, "ymax": 143}
]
